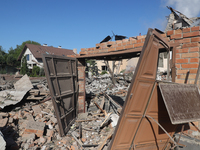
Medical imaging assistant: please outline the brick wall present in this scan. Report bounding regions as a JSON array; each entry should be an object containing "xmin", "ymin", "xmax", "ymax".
[
  {"xmin": 77, "ymin": 60, "xmax": 85, "ymax": 113},
  {"xmin": 80, "ymin": 35, "xmax": 146, "ymax": 55},
  {"xmin": 80, "ymin": 26, "xmax": 200, "ymax": 86},
  {"xmin": 166, "ymin": 27, "xmax": 200, "ymax": 84}
]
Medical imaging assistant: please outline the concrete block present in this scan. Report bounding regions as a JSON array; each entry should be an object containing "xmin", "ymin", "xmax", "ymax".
[{"xmin": 24, "ymin": 121, "xmax": 45, "ymax": 137}]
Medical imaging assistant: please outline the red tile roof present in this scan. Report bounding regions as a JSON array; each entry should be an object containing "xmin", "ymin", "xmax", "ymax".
[{"xmin": 18, "ymin": 44, "xmax": 75, "ymax": 60}]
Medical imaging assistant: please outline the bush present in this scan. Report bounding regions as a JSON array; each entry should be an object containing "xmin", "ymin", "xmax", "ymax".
[
  {"xmin": 31, "ymin": 66, "xmax": 40, "ymax": 77},
  {"xmin": 101, "ymin": 70, "xmax": 108, "ymax": 75},
  {"xmin": 0, "ymin": 69, "xmax": 6, "ymax": 74}
]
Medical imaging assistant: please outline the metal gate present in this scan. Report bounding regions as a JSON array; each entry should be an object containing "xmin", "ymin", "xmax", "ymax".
[
  {"xmin": 109, "ymin": 29, "xmax": 177, "ymax": 149},
  {"xmin": 42, "ymin": 54, "xmax": 78, "ymax": 136}
]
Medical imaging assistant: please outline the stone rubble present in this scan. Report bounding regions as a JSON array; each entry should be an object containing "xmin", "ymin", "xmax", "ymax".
[
  {"xmin": 86, "ymin": 74, "xmax": 130, "ymax": 96},
  {"xmin": 0, "ymin": 74, "xmax": 125, "ymax": 150}
]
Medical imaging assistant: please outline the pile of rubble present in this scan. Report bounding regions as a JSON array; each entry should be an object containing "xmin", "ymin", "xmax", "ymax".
[
  {"xmin": 86, "ymin": 74, "xmax": 130, "ymax": 96},
  {"xmin": 0, "ymin": 75, "xmax": 14, "ymax": 91},
  {"xmin": 0, "ymin": 74, "xmax": 122, "ymax": 150}
]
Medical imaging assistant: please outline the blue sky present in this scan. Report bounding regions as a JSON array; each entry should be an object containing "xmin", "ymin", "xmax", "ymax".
[{"xmin": 1, "ymin": 0, "xmax": 200, "ymax": 53}]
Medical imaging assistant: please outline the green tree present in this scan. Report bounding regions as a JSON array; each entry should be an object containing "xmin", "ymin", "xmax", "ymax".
[
  {"xmin": 0, "ymin": 46, "xmax": 6, "ymax": 55},
  {"xmin": 6, "ymin": 55, "xmax": 15, "ymax": 66},
  {"xmin": 20, "ymin": 56, "xmax": 29, "ymax": 75},
  {"xmin": 0, "ymin": 55, "xmax": 5, "ymax": 66},
  {"xmin": 0, "ymin": 46, "xmax": 7, "ymax": 66}
]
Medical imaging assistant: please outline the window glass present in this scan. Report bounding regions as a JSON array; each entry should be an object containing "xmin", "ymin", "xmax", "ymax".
[{"xmin": 26, "ymin": 54, "xmax": 29, "ymax": 61}]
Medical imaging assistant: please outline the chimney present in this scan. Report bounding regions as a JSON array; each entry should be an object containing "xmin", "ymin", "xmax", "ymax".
[
  {"xmin": 43, "ymin": 44, "xmax": 47, "ymax": 46},
  {"xmin": 58, "ymin": 46, "xmax": 62, "ymax": 48},
  {"xmin": 73, "ymin": 48, "xmax": 77, "ymax": 54}
]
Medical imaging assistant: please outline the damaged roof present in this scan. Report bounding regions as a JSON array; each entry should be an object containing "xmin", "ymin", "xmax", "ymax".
[
  {"xmin": 165, "ymin": 6, "xmax": 200, "ymax": 32},
  {"xmin": 18, "ymin": 44, "xmax": 75, "ymax": 60}
]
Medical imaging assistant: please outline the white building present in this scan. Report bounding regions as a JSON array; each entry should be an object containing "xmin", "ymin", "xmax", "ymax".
[{"xmin": 18, "ymin": 44, "xmax": 75, "ymax": 69}]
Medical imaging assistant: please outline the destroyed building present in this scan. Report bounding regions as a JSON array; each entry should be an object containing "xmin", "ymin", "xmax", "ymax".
[
  {"xmin": 165, "ymin": 6, "xmax": 200, "ymax": 32},
  {"xmin": 1, "ymin": 7, "xmax": 200, "ymax": 150}
]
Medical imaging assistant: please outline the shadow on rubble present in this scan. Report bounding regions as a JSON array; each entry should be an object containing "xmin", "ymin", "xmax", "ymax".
[
  {"xmin": 108, "ymin": 95, "xmax": 125, "ymax": 107},
  {"xmin": 86, "ymin": 93, "xmax": 125, "ymax": 114},
  {"xmin": 1, "ymin": 126, "xmax": 20, "ymax": 150}
]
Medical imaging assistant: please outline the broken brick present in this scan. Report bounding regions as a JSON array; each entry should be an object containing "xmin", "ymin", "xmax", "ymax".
[{"xmin": 24, "ymin": 121, "xmax": 45, "ymax": 137}]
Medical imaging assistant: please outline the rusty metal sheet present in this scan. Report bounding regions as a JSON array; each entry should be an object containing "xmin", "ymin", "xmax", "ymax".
[
  {"xmin": 42, "ymin": 54, "xmax": 78, "ymax": 136},
  {"xmin": 159, "ymin": 83, "xmax": 200, "ymax": 124},
  {"xmin": 109, "ymin": 28, "xmax": 177, "ymax": 150}
]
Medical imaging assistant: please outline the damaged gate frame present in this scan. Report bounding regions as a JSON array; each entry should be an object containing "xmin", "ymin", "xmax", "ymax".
[
  {"xmin": 109, "ymin": 28, "xmax": 200, "ymax": 150},
  {"xmin": 42, "ymin": 55, "xmax": 78, "ymax": 137}
]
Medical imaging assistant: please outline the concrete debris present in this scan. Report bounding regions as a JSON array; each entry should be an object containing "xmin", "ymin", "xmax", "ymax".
[
  {"xmin": 0, "ymin": 74, "xmax": 124, "ymax": 149},
  {"xmin": 24, "ymin": 121, "xmax": 45, "ymax": 137},
  {"xmin": 0, "ymin": 75, "xmax": 14, "ymax": 91},
  {"xmin": 0, "ymin": 90, "xmax": 30, "ymax": 109},
  {"xmin": 110, "ymin": 114, "xmax": 119, "ymax": 127},
  {"xmin": 86, "ymin": 74, "xmax": 130, "ymax": 96},
  {"xmin": 165, "ymin": 6, "xmax": 200, "ymax": 32},
  {"xmin": 0, "ymin": 74, "xmax": 33, "ymax": 109},
  {"xmin": 14, "ymin": 74, "xmax": 33, "ymax": 91}
]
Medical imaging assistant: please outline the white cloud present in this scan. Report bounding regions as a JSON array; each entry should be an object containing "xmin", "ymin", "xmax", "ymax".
[{"xmin": 164, "ymin": 0, "xmax": 200, "ymax": 18}]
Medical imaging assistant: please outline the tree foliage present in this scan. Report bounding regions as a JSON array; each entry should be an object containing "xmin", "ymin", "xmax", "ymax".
[
  {"xmin": 20, "ymin": 56, "xmax": 29, "ymax": 75},
  {"xmin": 6, "ymin": 55, "xmax": 15, "ymax": 66},
  {"xmin": 85, "ymin": 59, "xmax": 99, "ymax": 76},
  {"xmin": 0, "ymin": 46, "xmax": 7, "ymax": 66},
  {"xmin": 0, "ymin": 55, "xmax": 5, "ymax": 65}
]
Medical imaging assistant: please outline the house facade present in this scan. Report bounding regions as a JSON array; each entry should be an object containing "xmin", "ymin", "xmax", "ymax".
[{"xmin": 18, "ymin": 44, "xmax": 75, "ymax": 69}]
